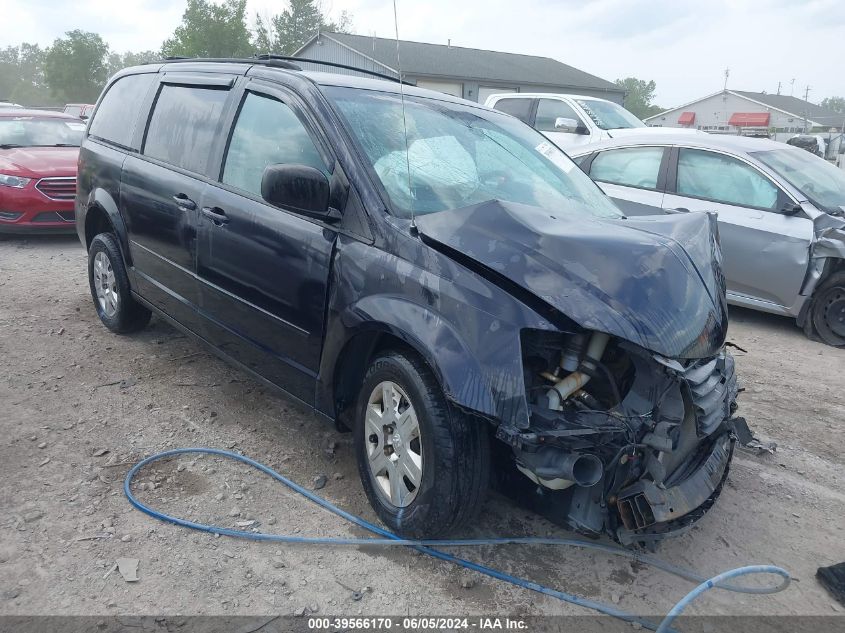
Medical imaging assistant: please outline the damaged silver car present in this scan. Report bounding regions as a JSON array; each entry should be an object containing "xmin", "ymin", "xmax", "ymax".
[{"xmin": 571, "ymin": 134, "xmax": 845, "ymax": 346}]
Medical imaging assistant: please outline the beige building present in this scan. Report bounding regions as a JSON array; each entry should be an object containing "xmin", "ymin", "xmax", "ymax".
[{"xmin": 645, "ymin": 89, "xmax": 843, "ymax": 140}]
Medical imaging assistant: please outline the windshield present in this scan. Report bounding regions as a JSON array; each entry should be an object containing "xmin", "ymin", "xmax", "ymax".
[
  {"xmin": 752, "ymin": 147, "xmax": 845, "ymax": 214},
  {"xmin": 326, "ymin": 86, "xmax": 621, "ymax": 219},
  {"xmin": 0, "ymin": 116, "xmax": 85, "ymax": 147},
  {"xmin": 574, "ymin": 99, "xmax": 645, "ymax": 131}
]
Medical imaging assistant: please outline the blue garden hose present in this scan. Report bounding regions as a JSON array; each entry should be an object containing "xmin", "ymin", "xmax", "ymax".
[{"xmin": 125, "ymin": 448, "xmax": 790, "ymax": 631}]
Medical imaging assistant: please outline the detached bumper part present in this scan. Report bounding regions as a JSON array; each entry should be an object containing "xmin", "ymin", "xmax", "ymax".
[{"xmin": 616, "ymin": 432, "xmax": 732, "ymax": 538}]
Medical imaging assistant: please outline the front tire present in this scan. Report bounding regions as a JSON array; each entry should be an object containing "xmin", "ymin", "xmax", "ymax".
[
  {"xmin": 353, "ymin": 350, "xmax": 490, "ymax": 538},
  {"xmin": 87, "ymin": 233, "xmax": 151, "ymax": 334},
  {"xmin": 806, "ymin": 271, "xmax": 845, "ymax": 347}
]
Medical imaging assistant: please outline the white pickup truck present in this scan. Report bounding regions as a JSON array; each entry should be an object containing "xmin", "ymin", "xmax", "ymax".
[{"xmin": 484, "ymin": 93, "xmax": 696, "ymax": 150}]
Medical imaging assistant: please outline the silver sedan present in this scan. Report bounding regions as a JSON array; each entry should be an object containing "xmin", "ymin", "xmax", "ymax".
[{"xmin": 570, "ymin": 134, "xmax": 845, "ymax": 346}]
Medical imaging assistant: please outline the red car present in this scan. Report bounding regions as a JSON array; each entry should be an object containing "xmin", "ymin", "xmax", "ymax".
[{"xmin": 0, "ymin": 109, "xmax": 84, "ymax": 234}]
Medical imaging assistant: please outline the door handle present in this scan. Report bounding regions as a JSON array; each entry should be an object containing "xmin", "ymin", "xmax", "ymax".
[
  {"xmin": 664, "ymin": 207, "xmax": 690, "ymax": 214},
  {"xmin": 172, "ymin": 193, "xmax": 196, "ymax": 210},
  {"xmin": 201, "ymin": 206, "xmax": 229, "ymax": 225}
]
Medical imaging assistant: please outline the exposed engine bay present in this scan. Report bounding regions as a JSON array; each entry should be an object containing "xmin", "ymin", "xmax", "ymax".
[{"xmin": 495, "ymin": 328, "xmax": 740, "ymax": 546}]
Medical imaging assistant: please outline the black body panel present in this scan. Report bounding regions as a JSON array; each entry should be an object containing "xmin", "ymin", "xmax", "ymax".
[{"xmin": 415, "ymin": 200, "xmax": 727, "ymax": 359}]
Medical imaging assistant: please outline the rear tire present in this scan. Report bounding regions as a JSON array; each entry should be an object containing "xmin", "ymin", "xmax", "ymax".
[
  {"xmin": 806, "ymin": 271, "xmax": 845, "ymax": 347},
  {"xmin": 353, "ymin": 350, "xmax": 490, "ymax": 538},
  {"xmin": 87, "ymin": 232, "xmax": 151, "ymax": 334}
]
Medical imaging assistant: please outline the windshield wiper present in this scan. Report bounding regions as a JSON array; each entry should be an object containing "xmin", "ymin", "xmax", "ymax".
[{"xmin": 0, "ymin": 143, "xmax": 23, "ymax": 149}]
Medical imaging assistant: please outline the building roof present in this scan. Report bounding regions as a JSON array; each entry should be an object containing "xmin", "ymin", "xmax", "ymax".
[
  {"xmin": 645, "ymin": 89, "xmax": 844, "ymax": 128},
  {"xmin": 300, "ymin": 32, "xmax": 622, "ymax": 92}
]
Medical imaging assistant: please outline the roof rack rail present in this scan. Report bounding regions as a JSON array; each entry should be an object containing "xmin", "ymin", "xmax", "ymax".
[
  {"xmin": 254, "ymin": 54, "xmax": 411, "ymax": 84},
  {"xmin": 158, "ymin": 55, "xmax": 411, "ymax": 85},
  {"xmin": 160, "ymin": 56, "xmax": 302, "ymax": 70}
]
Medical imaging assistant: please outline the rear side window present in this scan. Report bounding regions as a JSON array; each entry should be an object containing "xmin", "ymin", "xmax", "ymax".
[
  {"xmin": 535, "ymin": 99, "xmax": 584, "ymax": 132},
  {"xmin": 492, "ymin": 98, "xmax": 533, "ymax": 124},
  {"xmin": 222, "ymin": 92, "xmax": 328, "ymax": 196},
  {"xmin": 144, "ymin": 85, "xmax": 229, "ymax": 174},
  {"xmin": 677, "ymin": 148, "xmax": 778, "ymax": 209},
  {"xmin": 88, "ymin": 74, "xmax": 156, "ymax": 149},
  {"xmin": 591, "ymin": 147, "xmax": 664, "ymax": 189}
]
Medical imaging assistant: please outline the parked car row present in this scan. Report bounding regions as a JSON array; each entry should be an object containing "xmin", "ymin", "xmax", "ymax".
[
  {"xmin": 569, "ymin": 134, "xmax": 845, "ymax": 346},
  {"xmin": 0, "ymin": 109, "xmax": 84, "ymax": 233}
]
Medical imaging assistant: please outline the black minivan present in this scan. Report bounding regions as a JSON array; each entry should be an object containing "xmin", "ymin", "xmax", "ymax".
[{"xmin": 76, "ymin": 58, "xmax": 741, "ymax": 545}]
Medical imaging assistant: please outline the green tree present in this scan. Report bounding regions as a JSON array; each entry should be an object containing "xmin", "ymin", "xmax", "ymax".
[
  {"xmin": 44, "ymin": 31, "xmax": 109, "ymax": 103},
  {"xmin": 323, "ymin": 9, "xmax": 354, "ymax": 34},
  {"xmin": 614, "ymin": 77, "xmax": 663, "ymax": 120},
  {"xmin": 255, "ymin": 1, "xmax": 354, "ymax": 55},
  {"xmin": 821, "ymin": 96, "xmax": 845, "ymax": 114},
  {"xmin": 271, "ymin": 0, "xmax": 323, "ymax": 54},
  {"xmin": 106, "ymin": 50, "xmax": 159, "ymax": 78},
  {"xmin": 161, "ymin": 0, "xmax": 253, "ymax": 58},
  {"xmin": 0, "ymin": 44, "xmax": 55, "ymax": 105}
]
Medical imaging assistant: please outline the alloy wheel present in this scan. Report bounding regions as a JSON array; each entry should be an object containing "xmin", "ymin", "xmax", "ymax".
[
  {"xmin": 93, "ymin": 251, "xmax": 119, "ymax": 317},
  {"xmin": 364, "ymin": 381, "xmax": 423, "ymax": 508}
]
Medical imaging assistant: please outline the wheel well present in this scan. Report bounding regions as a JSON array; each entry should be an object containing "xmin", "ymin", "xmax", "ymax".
[
  {"xmin": 84, "ymin": 205, "xmax": 114, "ymax": 249},
  {"xmin": 332, "ymin": 330, "xmax": 431, "ymax": 422}
]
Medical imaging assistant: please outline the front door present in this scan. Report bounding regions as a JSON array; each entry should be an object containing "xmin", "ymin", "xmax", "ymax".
[
  {"xmin": 197, "ymin": 85, "xmax": 337, "ymax": 404},
  {"xmin": 663, "ymin": 147, "xmax": 813, "ymax": 310}
]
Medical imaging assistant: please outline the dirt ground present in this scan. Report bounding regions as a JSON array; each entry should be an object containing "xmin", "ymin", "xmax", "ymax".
[{"xmin": 1, "ymin": 235, "xmax": 844, "ymax": 625}]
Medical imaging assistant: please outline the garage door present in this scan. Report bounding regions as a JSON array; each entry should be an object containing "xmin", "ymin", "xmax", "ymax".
[
  {"xmin": 477, "ymin": 86, "xmax": 516, "ymax": 105},
  {"xmin": 415, "ymin": 79, "xmax": 463, "ymax": 98}
]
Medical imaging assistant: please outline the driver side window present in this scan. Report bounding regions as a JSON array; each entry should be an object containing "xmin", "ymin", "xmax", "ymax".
[
  {"xmin": 222, "ymin": 91, "xmax": 328, "ymax": 197},
  {"xmin": 535, "ymin": 99, "xmax": 584, "ymax": 132},
  {"xmin": 677, "ymin": 148, "xmax": 778, "ymax": 209}
]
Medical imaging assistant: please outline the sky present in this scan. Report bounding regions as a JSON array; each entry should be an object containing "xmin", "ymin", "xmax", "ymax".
[{"xmin": 2, "ymin": 0, "xmax": 843, "ymax": 108}]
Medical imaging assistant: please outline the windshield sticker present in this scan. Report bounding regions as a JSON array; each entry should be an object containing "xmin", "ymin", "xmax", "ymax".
[
  {"xmin": 535, "ymin": 141, "xmax": 574, "ymax": 173},
  {"xmin": 65, "ymin": 122, "xmax": 86, "ymax": 131}
]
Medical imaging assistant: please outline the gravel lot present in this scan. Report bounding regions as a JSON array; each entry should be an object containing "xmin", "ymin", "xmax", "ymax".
[{"xmin": 1, "ymin": 235, "xmax": 844, "ymax": 624}]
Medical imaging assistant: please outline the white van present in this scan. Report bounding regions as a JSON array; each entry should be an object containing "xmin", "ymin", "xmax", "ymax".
[{"xmin": 484, "ymin": 93, "xmax": 690, "ymax": 150}]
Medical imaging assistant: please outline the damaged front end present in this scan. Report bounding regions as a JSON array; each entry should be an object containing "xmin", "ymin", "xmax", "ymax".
[
  {"xmin": 497, "ymin": 328, "xmax": 740, "ymax": 546},
  {"xmin": 413, "ymin": 200, "xmax": 745, "ymax": 545}
]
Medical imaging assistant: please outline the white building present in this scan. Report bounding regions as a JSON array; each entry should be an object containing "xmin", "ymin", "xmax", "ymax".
[{"xmin": 645, "ymin": 90, "xmax": 843, "ymax": 141}]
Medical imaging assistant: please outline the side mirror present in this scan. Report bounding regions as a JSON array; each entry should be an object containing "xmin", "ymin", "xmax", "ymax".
[
  {"xmin": 261, "ymin": 164, "xmax": 338, "ymax": 221},
  {"xmin": 554, "ymin": 117, "xmax": 579, "ymax": 132},
  {"xmin": 779, "ymin": 204, "xmax": 802, "ymax": 216}
]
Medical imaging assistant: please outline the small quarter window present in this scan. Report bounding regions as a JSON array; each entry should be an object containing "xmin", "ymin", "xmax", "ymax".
[{"xmin": 88, "ymin": 74, "xmax": 156, "ymax": 149}]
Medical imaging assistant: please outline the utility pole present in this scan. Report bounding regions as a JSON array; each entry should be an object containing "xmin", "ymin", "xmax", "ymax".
[
  {"xmin": 777, "ymin": 81, "xmax": 781, "ymax": 95},
  {"xmin": 723, "ymin": 68, "xmax": 730, "ymax": 90},
  {"xmin": 803, "ymin": 86, "xmax": 811, "ymax": 133},
  {"xmin": 790, "ymin": 78, "xmax": 795, "ymax": 96}
]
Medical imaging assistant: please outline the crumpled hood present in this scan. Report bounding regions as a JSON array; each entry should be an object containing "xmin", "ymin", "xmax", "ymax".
[
  {"xmin": 0, "ymin": 146, "xmax": 79, "ymax": 178},
  {"xmin": 415, "ymin": 200, "xmax": 727, "ymax": 359}
]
